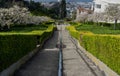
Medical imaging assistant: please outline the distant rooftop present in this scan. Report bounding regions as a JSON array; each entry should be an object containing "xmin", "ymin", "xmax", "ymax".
[
  {"xmin": 94, "ymin": 0, "xmax": 120, "ymax": 4},
  {"xmin": 26, "ymin": 0, "xmax": 93, "ymax": 2}
]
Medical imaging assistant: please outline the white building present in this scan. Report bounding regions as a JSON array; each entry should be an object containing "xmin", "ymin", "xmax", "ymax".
[{"xmin": 93, "ymin": 0, "xmax": 120, "ymax": 13}]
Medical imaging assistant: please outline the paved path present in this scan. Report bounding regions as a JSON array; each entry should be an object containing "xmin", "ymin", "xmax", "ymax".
[
  {"xmin": 14, "ymin": 25, "xmax": 103, "ymax": 76},
  {"xmin": 14, "ymin": 31, "xmax": 59, "ymax": 76},
  {"xmin": 59, "ymin": 25, "xmax": 103, "ymax": 76},
  {"xmin": 62, "ymin": 30, "xmax": 94, "ymax": 76}
]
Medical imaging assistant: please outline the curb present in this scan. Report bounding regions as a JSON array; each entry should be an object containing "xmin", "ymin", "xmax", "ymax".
[{"xmin": 77, "ymin": 40, "xmax": 119, "ymax": 76}]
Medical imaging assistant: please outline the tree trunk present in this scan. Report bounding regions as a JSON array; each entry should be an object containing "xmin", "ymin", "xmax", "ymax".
[
  {"xmin": 8, "ymin": 25, "xmax": 10, "ymax": 30},
  {"xmin": 114, "ymin": 19, "xmax": 117, "ymax": 30}
]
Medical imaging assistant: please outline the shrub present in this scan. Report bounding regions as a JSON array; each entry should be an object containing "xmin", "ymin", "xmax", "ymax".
[
  {"xmin": 0, "ymin": 34, "xmax": 37, "ymax": 71},
  {"xmin": 66, "ymin": 26, "xmax": 79, "ymax": 39},
  {"xmin": 66, "ymin": 26, "xmax": 93, "ymax": 39},
  {"xmin": 75, "ymin": 23, "xmax": 120, "ymax": 35},
  {"xmin": 0, "ymin": 25, "xmax": 54, "ymax": 72},
  {"xmin": 97, "ymin": 22, "xmax": 112, "ymax": 27},
  {"xmin": 69, "ymin": 22, "xmax": 81, "ymax": 26},
  {"xmin": 66, "ymin": 25, "xmax": 120, "ymax": 75},
  {"xmin": 82, "ymin": 35, "xmax": 120, "ymax": 75},
  {"xmin": 39, "ymin": 25, "xmax": 54, "ymax": 44}
]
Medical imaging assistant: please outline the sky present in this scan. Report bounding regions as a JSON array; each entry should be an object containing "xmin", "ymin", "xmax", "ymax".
[{"xmin": 31, "ymin": 0, "xmax": 93, "ymax": 2}]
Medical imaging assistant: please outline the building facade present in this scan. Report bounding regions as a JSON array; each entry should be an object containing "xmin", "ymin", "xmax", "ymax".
[{"xmin": 93, "ymin": 0, "xmax": 120, "ymax": 13}]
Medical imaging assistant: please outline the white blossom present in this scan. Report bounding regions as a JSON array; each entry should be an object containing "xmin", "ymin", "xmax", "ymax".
[{"xmin": 0, "ymin": 5, "xmax": 51, "ymax": 29}]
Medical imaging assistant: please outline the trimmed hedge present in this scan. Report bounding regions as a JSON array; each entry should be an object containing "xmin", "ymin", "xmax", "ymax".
[
  {"xmin": 66, "ymin": 26, "xmax": 120, "ymax": 75},
  {"xmin": 39, "ymin": 25, "xmax": 54, "ymax": 44},
  {"xmin": 84, "ymin": 22, "xmax": 120, "ymax": 30},
  {"xmin": 0, "ymin": 25, "xmax": 54, "ymax": 72},
  {"xmin": 82, "ymin": 35, "xmax": 120, "ymax": 75},
  {"xmin": 75, "ymin": 23, "xmax": 120, "ymax": 35},
  {"xmin": 66, "ymin": 26, "xmax": 93, "ymax": 40},
  {"xmin": 66, "ymin": 26, "xmax": 80, "ymax": 39},
  {"xmin": 69, "ymin": 22, "xmax": 81, "ymax": 26},
  {"xmin": 0, "ymin": 35, "xmax": 36, "ymax": 71}
]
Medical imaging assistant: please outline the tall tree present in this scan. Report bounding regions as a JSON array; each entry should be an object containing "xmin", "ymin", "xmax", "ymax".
[
  {"xmin": 12, "ymin": 0, "xmax": 22, "ymax": 4},
  {"xmin": 60, "ymin": 0, "xmax": 66, "ymax": 19},
  {"xmin": 0, "ymin": 0, "xmax": 24, "ymax": 7},
  {"xmin": 105, "ymin": 4, "xmax": 120, "ymax": 30}
]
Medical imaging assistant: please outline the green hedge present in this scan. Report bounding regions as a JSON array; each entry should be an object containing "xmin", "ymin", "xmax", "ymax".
[
  {"xmin": 66, "ymin": 26, "xmax": 80, "ymax": 40},
  {"xmin": 66, "ymin": 26, "xmax": 120, "ymax": 75},
  {"xmin": 39, "ymin": 25, "xmax": 54, "ymax": 44},
  {"xmin": 69, "ymin": 22, "xmax": 81, "ymax": 26},
  {"xmin": 0, "ymin": 35, "xmax": 37, "ymax": 71},
  {"xmin": 82, "ymin": 35, "xmax": 120, "ymax": 75},
  {"xmin": 84, "ymin": 22, "xmax": 120, "ymax": 29},
  {"xmin": 0, "ymin": 25, "xmax": 54, "ymax": 72}
]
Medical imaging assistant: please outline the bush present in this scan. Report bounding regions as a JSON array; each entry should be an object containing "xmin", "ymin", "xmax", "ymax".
[
  {"xmin": 69, "ymin": 22, "xmax": 81, "ymax": 26},
  {"xmin": 0, "ymin": 25, "xmax": 54, "ymax": 72},
  {"xmin": 82, "ymin": 35, "xmax": 120, "ymax": 75},
  {"xmin": 66, "ymin": 25, "xmax": 120, "ymax": 75},
  {"xmin": 66, "ymin": 26, "xmax": 79, "ymax": 39},
  {"xmin": 39, "ymin": 25, "xmax": 54, "ymax": 44},
  {"xmin": 84, "ymin": 21, "xmax": 94, "ymax": 25},
  {"xmin": 97, "ymin": 22, "xmax": 112, "ymax": 27},
  {"xmin": 66, "ymin": 26, "xmax": 93, "ymax": 40},
  {"xmin": 84, "ymin": 22, "xmax": 120, "ymax": 30},
  {"xmin": 75, "ymin": 23, "xmax": 120, "ymax": 35},
  {"xmin": 44, "ymin": 21, "xmax": 55, "ymax": 25},
  {"xmin": 0, "ymin": 34, "xmax": 37, "ymax": 71}
]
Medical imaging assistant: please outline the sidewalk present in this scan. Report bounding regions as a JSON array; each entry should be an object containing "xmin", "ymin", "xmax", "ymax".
[
  {"xmin": 14, "ymin": 31, "xmax": 59, "ymax": 76},
  {"xmin": 61, "ymin": 26, "xmax": 95, "ymax": 76}
]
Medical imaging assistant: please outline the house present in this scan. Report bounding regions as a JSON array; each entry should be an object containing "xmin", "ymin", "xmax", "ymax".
[
  {"xmin": 75, "ymin": 6, "xmax": 93, "ymax": 21},
  {"xmin": 77, "ymin": 6, "xmax": 93, "ymax": 15},
  {"xmin": 76, "ymin": 6, "xmax": 93, "ymax": 19},
  {"xmin": 93, "ymin": 0, "xmax": 120, "ymax": 13}
]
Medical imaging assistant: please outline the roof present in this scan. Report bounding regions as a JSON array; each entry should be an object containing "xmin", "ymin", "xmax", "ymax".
[
  {"xmin": 94, "ymin": 0, "xmax": 120, "ymax": 4},
  {"xmin": 77, "ymin": 6, "xmax": 93, "ymax": 14}
]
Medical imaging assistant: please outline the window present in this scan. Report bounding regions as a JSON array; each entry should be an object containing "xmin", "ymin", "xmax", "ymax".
[{"xmin": 96, "ymin": 4, "xmax": 101, "ymax": 9}]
